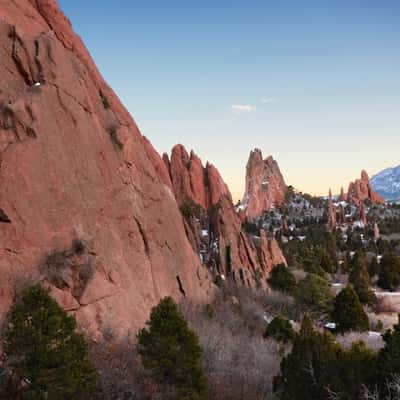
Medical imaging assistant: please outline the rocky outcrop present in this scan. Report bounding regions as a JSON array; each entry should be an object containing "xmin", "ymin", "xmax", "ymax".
[
  {"xmin": 165, "ymin": 145, "xmax": 287, "ymax": 287},
  {"xmin": 347, "ymin": 170, "xmax": 385, "ymax": 205},
  {"xmin": 165, "ymin": 144, "xmax": 232, "ymax": 210},
  {"xmin": 360, "ymin": 201, "xmax": 368, "ymax": 227},
  {"xmin": 328, "ymin": 189, "xmax": 336, "ymax": 230},
  {"xmin": 0, "ymin": 0, "xmax": 213, "ymax": 338},
  {"xmin": 242, "ymin": 149, "xmax": 287, "ymax": 219},
  {"xmin": 338, "ymin": 187, "xmax": 346, "ymax": 202},
  {"xmin": 374, "ymin": 222, "xmax": 381, "ymax": 240}
]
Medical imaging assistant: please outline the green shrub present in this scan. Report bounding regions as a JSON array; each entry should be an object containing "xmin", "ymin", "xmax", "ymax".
[
  {"xmin": 267, "ymin": 264, "xmax": 296, "ymax": 294},
  {"xmin": 4, "ymin": 285, "xmax": 97, "ymax": 399},
  {"xmin": 137, "ymin": 297, "xmax": 208, "ymax": 399},
  {"xmin": 108, "ymin": 128, "xmax": 123, "ymax": 150},
  {"xmin": 332, "ymin": 286, "xmax": 369, "ymax": 333},
  {"xmin": 214, "ymin": 275, "xmax": 225, "ymax": 288},
  {"xmin": 264, "ymin": 315, "xmax": 296, "ymax": 343},
  {"xmin": 302, "ymin": 257, "xmax": 326, "ymax": 277},
  {"xmin": 179, "ymin": 197, "xmax": 203, "ymax": 220},
  {"xmin": 295, "ymin": 274, "xmax": 333, "ymax": 314},
  {"xmin": 100, "ymin": 90, "xmax": 111, "ymax": 109}
]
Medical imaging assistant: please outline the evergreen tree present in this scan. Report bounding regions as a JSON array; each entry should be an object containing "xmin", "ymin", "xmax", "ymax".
[
  {"xmin": 267, "ymin": 264, "xmax": 296, "ymax": 294},
  {"xmin": 349, "ymin": 252, "xmax": 376, "ymax": 305},
  {"xmin": 302, "ymin": 257, "xmax": 325, "ymax": 277},
  {"xmin": 295, "ymin": 274, "xmax": 334, "ymax": 314},
  {"xmin": 378, "ymin": 252, "xmax": 400, "ymax": 291},
  {"xmin": 264, "ymin": 315, "xmax": 296, "ymax": 343},
  {"xmin": 137, "ymin": 297, "xmax": 208, "ymax": 400},
  {"xmin": 332, "ymin": 286, "xmax": 369, "ymax": 332},
  {"xmin": 375, "ymin": 315, "xmax": 400, "ymax": 398},
  {"xmin": 319, "ymin": 249, "xmax": 335, "ymax": 274},
  {"xmin": 337, "ymin": 341, "xmax": 377, "ymax": 400},
  {"xmin": 368, "ymin": 256, "xmax": 380, "ymax": 278},
  {"xmin": 4, "ymin": 285, "xmax": 97, "ymax": 400},
  {"xmin": 273, "ymin": 314, "xmax": 341, "ymax": 400}
]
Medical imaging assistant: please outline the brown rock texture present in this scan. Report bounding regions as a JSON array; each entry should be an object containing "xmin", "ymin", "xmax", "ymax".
[
  {"xmin": 347, "ymin": 170, "xmax": 385, "ymax": 205},
  {"xmin": 0, "ymin": 0, "xmax": 213, "ymax": 338},
  {"xmin": 242, "ymin": 149, "xmax": 287, "ymax": 219},
  {"xmin": 165, "ymin": 145, "xmax": 287, "ymax": 286}
]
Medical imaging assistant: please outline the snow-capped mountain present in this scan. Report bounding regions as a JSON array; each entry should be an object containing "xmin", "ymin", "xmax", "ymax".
[{"xmin": 371, "ymin": 166, "xmax": 400, "ymax": 202}]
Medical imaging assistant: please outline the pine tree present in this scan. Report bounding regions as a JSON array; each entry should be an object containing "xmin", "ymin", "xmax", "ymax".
[
  {"xmin": 264, "ymin": 315, "xmax": 296, "ymax": 343},
  {"xmin": 295, "ymin": 274, "xmax": 334, "ymax": 314},
  {"xmin": 137, "ymin": 297, "xmax": 208, "ymax": 400},
  {"xmin": 4, "ymin": 285, "xmax": 97, "ymax": 400},
  {"xmin": 368, "ymin": 256, "xmax": 380, "ymax": 278},
  {"xmin": 267, "ymin": 263, "xmax": 296, "ymax": 294},
  {"xmin": 337, "ymin": 341, "xmax": 376, "ymax": 400},
  {"xmin": 320, "ymin": 249, "xmax": 335, "ymax": 274},
  {"xmin": 332, "ymin": 286, "xmax": 369, "ymax": 332},
  {"xmin": 378, "ymin": 252, "xmax": 400, "ymax": 291},
  {"xmin": 349, "ymin": 252, "xmax": 376, "ymax": 305},
  {"xmin": 273, "ymin": 314, "xmax": 341, "ymax": 400},
  {"xmin": 375, "ymin": 315, "xmax": 400, "ymax": 398}
]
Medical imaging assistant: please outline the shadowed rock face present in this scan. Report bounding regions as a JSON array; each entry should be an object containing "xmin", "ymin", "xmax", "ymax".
[
  {"xmin": 0, "ymin": 0, "xmax": 213, "ymax": 338},
  {"xmin": 242, "ymin": 149, "xmax": 287, "ymax": 219},
  {"xmin": 165, "ymin": 145, "xmax": 287, "ymax": 286},
  {"xmin": 347, "ymin": 170, "xmax": 385, "ymax": 205}
]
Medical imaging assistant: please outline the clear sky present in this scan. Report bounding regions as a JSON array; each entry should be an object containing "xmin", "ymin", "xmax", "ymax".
[{"xmin": 58, "ymin": 0, "xmax": 400, "ymax": 201}]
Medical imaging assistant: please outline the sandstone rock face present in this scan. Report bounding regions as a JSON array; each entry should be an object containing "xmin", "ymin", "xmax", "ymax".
[
  {"xmin": 328, "ymin": 189, "xmax": 337, "ymax": 230},
  {"xmin": 0, "ymin": 0, "xmax": 213, "ymax": 338},
  {"xmin": 165, "ymin": 145, "xmax": 287, "ymax": 286},
  {"xmin": 338, "ymin": 187, "xmax": 346, "ymax": 202},
  {"xmin": 374, "ymin": 222, "xmax": 381, "ymax": 240},
  {"xmin": 360, "ymin": 201, "xmax": 368, "ymax": 227},
  {"xmin": 165, "ymin": 145, "xmax": 232, "ymax": 210},
  {"xmin": 347, "ymin": 170, "xmax": 385, "ymax": 205},
  {"xmin": 242, "ymin": 149, "xmax": 287, "ymax": 219}
]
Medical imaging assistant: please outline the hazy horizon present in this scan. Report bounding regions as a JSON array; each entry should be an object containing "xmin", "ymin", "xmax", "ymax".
[{"xmin": 58, "ymin": 0, "xmax": 400, "ymax": 201}]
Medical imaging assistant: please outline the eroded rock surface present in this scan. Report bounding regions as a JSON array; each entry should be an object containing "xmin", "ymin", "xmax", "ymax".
[
  {"xmin": 165, "ymin": 145, "xmax": 287, "ymax": 287},
  {"xmin": 242, "ymin": 149, "xmax": 287, "ymax": 219},
  {"xmin": 0, "ymin": 0, "xmax": 213, "ymax": 338},
  {"xmin": 347, "ymin": 170, "xmax": 385, "ymax": 205}
]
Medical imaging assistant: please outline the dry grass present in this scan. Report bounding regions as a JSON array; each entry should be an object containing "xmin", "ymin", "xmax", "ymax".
[
  {"xmin": 336, "ymin": 331, "xmax": 384, "ymax": 351},
  {"xmin": 180, "ymin": 284, "xmax": 291, "ymax": 400}
]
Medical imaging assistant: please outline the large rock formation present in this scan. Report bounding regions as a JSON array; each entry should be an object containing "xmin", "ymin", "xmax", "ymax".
[
  {"xmin": 328, "ymin": 189, "xmax": 337, "ymax": 230},
  {"xmin": 347, "ymin": 170, "xmax": 385, "ymax": 205},
  {"xmin": 242, "ymin": 149, "xmax": 287, "ymax": 219},
  {"xmin": 164, "ymin": 145, "xmax": 232, "ymax": 210},
  {"xmin": 0, "ymin": 0, "xmax": 213, "ymax": 338},
  {"xmin": 165, "ymin": 145, "xmax": 287, "ymax": 285}
]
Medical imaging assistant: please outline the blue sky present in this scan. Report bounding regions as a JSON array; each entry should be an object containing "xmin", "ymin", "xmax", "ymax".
[{"xmin": 58, "ymin": 0, "xmax": 400, "ymax": 200}]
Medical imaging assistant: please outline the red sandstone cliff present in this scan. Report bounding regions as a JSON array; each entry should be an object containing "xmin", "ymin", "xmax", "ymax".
[
  {"xmin": 0, "ymin": 0, "xmax": 213, "ymax": 338},
  {"xmin": 347, "ymin": 170, "xmax": 385, "ymax": 205},
  {"xmin": 164, "ymin": 145, "xmax": 232, "ymax": 210},
  {"xmin": 165, "ymin": 145, "xmax": 287, "ymax": 285},
  {"xmin": 242, "ymin": 149, "xmax": 287, "ymax": 219}
]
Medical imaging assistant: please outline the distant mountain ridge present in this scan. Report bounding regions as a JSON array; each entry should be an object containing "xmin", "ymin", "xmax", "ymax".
[{"xmin": 371, "ymin": 165, "xmax": 400, "ymax": 202}]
